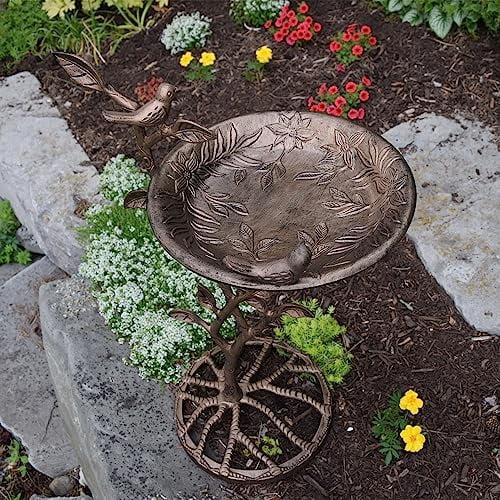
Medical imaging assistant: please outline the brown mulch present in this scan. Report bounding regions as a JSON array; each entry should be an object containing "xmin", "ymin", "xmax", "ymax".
[{"xmin": 1, "ymin": 0, "xmax": 499, "ymax": 498}]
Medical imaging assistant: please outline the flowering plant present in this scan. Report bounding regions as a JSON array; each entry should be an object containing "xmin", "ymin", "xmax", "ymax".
[
  {"xmin": 399, "ymin": 389, "xmax": 424, "ymax": 415},
  {"xmin": 134, "ymin": 75, "xmax": 164, "ymax": 104},
  {"xmin": 329, "ymin": 23, "xmax": 377, "ymax": 66},
  {"xmin": 264, "ymin": 2, "xmax": 322, "ymax": 46},
  {"xmin": 161, "ymin": 11, "xmax": 212, "ymax": 55},
  {"xmin": 230, "ymin": 0, "xmax": 286, "ymax": 28},
  {"xmin": 179, "ymin": 50, "xmax": 217, "ymax": 81},
  {"xmin": 244, "ymin": 45, "xmax": 273, "ymax": 83},
  {"xmin": 307, "ymin": 76, "xmax": 372, "ymax": 121}
]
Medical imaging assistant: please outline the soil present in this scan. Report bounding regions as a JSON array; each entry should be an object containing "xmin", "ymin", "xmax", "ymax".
[{"xmin": 1, "ymin": 0, "xmax": 499, "ymax": 498}]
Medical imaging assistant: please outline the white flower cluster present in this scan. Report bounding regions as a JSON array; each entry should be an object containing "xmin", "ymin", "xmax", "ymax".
[
  {"xmin": 99, "ymin": 154, "xmax": 149, "ymax": 204},
  {"xmin": 160, "ymin": 11, "xmax": 212, "ymax": 55},
  {"xmin": 230, "ymin": 0, "xmax": 287, "ymax": 26},
  {"xmin": 79, "ymin": 157, "xmax": 239, "ymax": 383}
]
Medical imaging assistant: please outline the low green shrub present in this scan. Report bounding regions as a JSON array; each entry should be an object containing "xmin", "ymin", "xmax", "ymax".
[
  {"xmin": 374, "ymin": 0, "xmax": 500, "ymax": 38},
  {"xmin": 79, "ymin": 155, "xmax": 240, "ymax": 383},
  {"xmin": 160, "ymin": 11, "xmax": 212, "ymax": 55},
  {"xmin": 230, "ymin": 0, "xmax": 287, "ymax": 27},
  {"xmin": 274, "ymin": 299, "xmax": 352, "ymax": 385},
  {"xmin": 0, "ymin": 200, "xmax": 31, "ymax": 266}
]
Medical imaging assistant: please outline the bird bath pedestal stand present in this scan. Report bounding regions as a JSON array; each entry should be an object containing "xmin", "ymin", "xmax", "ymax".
[{"xmin": 56, "ymin": 53, "xmax": 416, "ymax": 483}]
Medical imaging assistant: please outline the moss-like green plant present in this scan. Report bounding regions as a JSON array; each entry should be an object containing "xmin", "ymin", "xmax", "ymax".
[
  {"xmin": 274, "ymin": 298, "xmax": 352, "ymax": 385},
  {"xmin": 0, "ymin": 200, "xmax": 31, "ymax": 266}
]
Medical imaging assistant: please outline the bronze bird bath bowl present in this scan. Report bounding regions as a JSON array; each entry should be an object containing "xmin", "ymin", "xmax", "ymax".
[{"xmin": 55, "ymin": 53, "xmax": 416, "ymax": 482}]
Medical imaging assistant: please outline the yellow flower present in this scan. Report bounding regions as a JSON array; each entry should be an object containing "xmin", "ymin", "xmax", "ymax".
[
  {"xmin": 157, "ymin": 0, "xmax": 169, "ymax": 6},
  {"xmin": 42, "ymin": 0, "xmax": 75, "ymax": 18},
  {"xmin": 256, "ymin": 45, "xmax": 273, "ymax": 64},
  {"xmin": 199, "ymin": 51, "xmax": 216, "ymax": 67},
  {"xmin": 399, "ymin": 389, "xmax": 424, "ymax": 415},
  {"xmin": 179, "ymin": 52, "xmax": 194, "ymax": 68},
  {"xmin": 400, "ymin": 425, "xmax": 426, "ymax": 452}
]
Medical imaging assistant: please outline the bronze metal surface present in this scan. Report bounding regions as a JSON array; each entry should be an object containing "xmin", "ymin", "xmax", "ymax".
[{"xmin": 148, "ymin": 112, "xmax": 416, "ymax": 290}]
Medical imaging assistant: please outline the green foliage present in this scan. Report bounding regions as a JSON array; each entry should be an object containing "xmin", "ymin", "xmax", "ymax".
[
  {"xmin": 260, "ymin": 435, "xmax": 283, "ymax": 457},
  {"xmin": 0, "ymin": 200, "xmax": 31, "ymax": 266},
  {"xmin": 6, "ymin": 439, "xmax": 29, "ymax": 478},
  {"xmin": 160, "ymin": 11, "xmax": 212, "ymax": 55},
  {"xmin": 244, "ymin": 59, "xmax": 266, "ymax": 83},
  {"xmin": 274, "ymin": 298, "xmax": 352, "ymax": 385},
  {"xmin": 374, "ymin": 0, "xmax": 500, "ymax": 38},
  {"xmin": 230, "ymin": 0, "xmax": 286, "ymax": 27},
  {"xmin": 372, "ymin": 391, "xmax": 409, "ymax": 465}
]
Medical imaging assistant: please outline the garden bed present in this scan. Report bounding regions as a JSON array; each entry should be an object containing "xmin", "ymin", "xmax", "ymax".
[{"xmin": 1, "ymin": 0, "xmax": 499, "ymax": 498}]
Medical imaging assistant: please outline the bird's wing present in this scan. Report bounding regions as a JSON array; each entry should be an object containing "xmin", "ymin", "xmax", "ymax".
[{"xmin": 223, "ymin": 256, "xmax": 256, "ymax": 276}]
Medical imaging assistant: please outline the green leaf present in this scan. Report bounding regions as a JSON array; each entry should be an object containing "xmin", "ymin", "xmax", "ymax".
[
  {"xmin": 453, "ymin": 9, "xmax": 465, "ymax": 26},
  {"xmin": 428, "ymin": 6, "xmax": 453, "ymax": 38},
  {"xmin": 387, "ymin": 0, "xmax": 404, "ymax": 11},
  {"xmin": 402, "ymin": 9, "xmax": 424, "ymax": 25}
]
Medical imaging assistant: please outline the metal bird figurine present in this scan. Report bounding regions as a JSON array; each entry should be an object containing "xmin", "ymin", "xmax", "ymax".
[
  {"xmin": 223, "ymin": 242, "xmax": 312, "ymax": 285},
  {"xmin": 102, "ymin": 83, "xmax": 176, "ymax": 127}
]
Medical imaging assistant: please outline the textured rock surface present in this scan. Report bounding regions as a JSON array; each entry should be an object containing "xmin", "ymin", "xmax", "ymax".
[
  {"xmin": 40, "ymin": 277, "xmax": 222, "ymax": 500},
  {"xmin": 30, "ymin": 496, "xmax": 91, "ymax": 500},
  {"xmin": 0, "ymin": 263, "xmax": 26, "ymax": 286},
  {"xmin": 17, "ymin": 225, "xmax": 44, "ymax": 254},
  {"xmin": 0, "ymin": 72, "xmax": 100, "ymax": 274},
  {"xmin": 384, "ymin": 114, "xmax": 499, "ymax": 334},
  {"xmin": 0, "ymin": 258, "xmax": 78, "ymax": 476}
]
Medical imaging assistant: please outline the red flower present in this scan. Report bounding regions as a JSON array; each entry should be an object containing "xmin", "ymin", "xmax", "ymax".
[
  {"xmin": 275, "ymin": 18, "xmax": 282, "ymax": 27},
  {"xmin": 345, "ymin": 81, "xmax": 357, "ymax": 93},
  {"xmin": 334, "ymin": 95, "xmax": 346, "ymax": 107},
  {"xmin": 368, "ymin": 36, "xmax": 377, "ymax": 46},
  {"xmin": 290, "ymin": 30, "xmax": 298, "ymax": 40},
  {"xmin": 352, "ymin": 32, "xmax": 361, "ymax": 41},
  {"xmin": 330, "ymin": 41, "xmax": 342, "ymax": 52},
  {"xmin": 303, "ymin": 30, "xmax": 312, "ymax": 40},
  {"xmin": 304, "ymin": 16, "xmax": 313, "ymax": 24},
  {"xmin": 310, "ymin": 104, "xmax": 319, "ymax": 112},
  {"xmin": 342, "ymin": 31, "xmax": 352, "ymax": 42},
  {"xmin": 286, "ymin": 36, "xmax": 296, "ymax": 45},
  {"xmin": 359, "ymin": 90, "xmax": 370, "ymax": 102},
  {"xmin": 287, "ymin": 10, "xmax": 295, "ymax": 18},
  {"xmin": 348, "ymin": 108, "xmax": 359, "ymax": 120},
  {"xmin": 361, "ymin": 25, "xmax": 371, "ymax": 35},
  {"xmin": 274, "ymin": 31, "xmax": 285, "ymax": 42},
  {"xmin": 298, "ymin": 2, "xmax": 309, "ymax": 14},
  {"xmin": 290, "ymin": 17, "xmax": 298, "ymax": 27},
  {"xmin": 307, "ymin": 96, "xmax": 316, "ymax": 107},
  {"xmin": 282, "ymin": 20, "xmax": 290, "ymax": 29},
  {"xmin": 328, "ymin": 85, "xmax": 339, "ymax": 94},
  {"xmin": 313, "ymin": 22, "xmax": 322, "ymax": 32},
  {"xmin": 333, "ymin": 106, "xmax": 343, "ymax": 117},
  {"xmin": 326, "ymin": 105, "xmax": 336, "ymax": 115},
  {"xmin": 357, "ymin": 108, "xmax": 365, "ymax": 119},
  {"xmin": 347, "ymin": 23, "xmax": 357, "ymax": 33},
  {"xmin": 336, "ymin": 63, "xmax": 346, "ymax": 72},
  {"xmin": 264, "ymin": 20, "xmax": 272, "ymax": 29},
  {"xmin": 352, "ymin": 45, "xmax": 364, "ymax": 56},
  {"xmin": 296, "ymin": 29, "xmax": 305, "ymax": 39},
  {"xmin": 319, "ymin": 82, "xmax": 328, "ymax": 94},
  {"xmin": 362, "ymin": 76, "xmax": 372, "ymax": 86},
  {"xmin": 317, "ymin": 102, "xmax": 327, "ymax": 112}
]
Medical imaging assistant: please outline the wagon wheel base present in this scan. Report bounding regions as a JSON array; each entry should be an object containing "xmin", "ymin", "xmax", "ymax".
[{"xmin": 175, "ymin": 338, "xmax": 332, "ymax": 482}]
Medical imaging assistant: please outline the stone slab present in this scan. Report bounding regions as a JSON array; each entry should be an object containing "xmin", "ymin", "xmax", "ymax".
[
  {"xmin": 0, "ymin": 258, "xmax": 78, "ymax": 477},
  {"xmin": 384, "ymin": 113, "xmax": 499, "ymax": 334},
  {"xmin": 0, "ymin": 72, "xmax": 100, "ymax": 274},
  {"xmin": 0, "ymin": 263, "xmax": 26, "ymax": 286},
  {"xmin": 39, "ymin": 277, "xmax": 222, "ymax": 500}
]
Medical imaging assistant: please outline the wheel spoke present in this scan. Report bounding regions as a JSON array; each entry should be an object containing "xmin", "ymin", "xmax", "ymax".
[
  {"xmin": 235, "ymin": 430, "xmax": 280, "ymax": 473},
  {"xmin": 220, "ymin": 404, "xmax": 240, "ymax": 475},
  {"xmin": 242, "ymin": 396, "xmax": 312, "ymax": 452},
  {"xmin": 181, "ymin": 396, "xmax": 219, "ymax": 434},
  {"xmin": 194, "ymin": 405, "xmax": 226, "ymax": 459},
  {"xmin": 204, "ymin": 356, "xmax": 223, "ymax": 378},
  {"xmin": 240, "ymin": 341, "xmax": 271, "ymax": 384},
  {"xmin": 247, "ymin": 354, "xmax": 300, "ymax": 389},
  {"xmin": 185, "ymin": 376, "xmax": 222, "ymax": 389}
]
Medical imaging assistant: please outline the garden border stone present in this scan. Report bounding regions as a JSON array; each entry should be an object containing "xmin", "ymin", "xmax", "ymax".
[
  {"xmin": 383, "ymin": 113, "xmax": 499, "ymax": 335},
  {"xmin": 39, "ymin": 276, "xmax": 222, "ymax": 500}
]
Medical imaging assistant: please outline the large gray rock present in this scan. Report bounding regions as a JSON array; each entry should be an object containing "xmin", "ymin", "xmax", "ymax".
[
  {"xmin": 0, "ymin": 258, "xmax": 78, "ymax": 476},
  {"xmin": 40, "ymin": 277, "xmax": 222, "ymax": 500},
  {"xmin": 384, "ymin": 114, "xmax": 499, "ymax": 334},
  {"xmin": 30, "ymin": 496, "xmax": 91, "ymax": 500},
  {"xmin": 0, "ymin": 72, "xmax": 100, "ymax": 274},
  {"xmin": 0, "ymin": 263, "xmax": 26, "ymax": 286}
]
